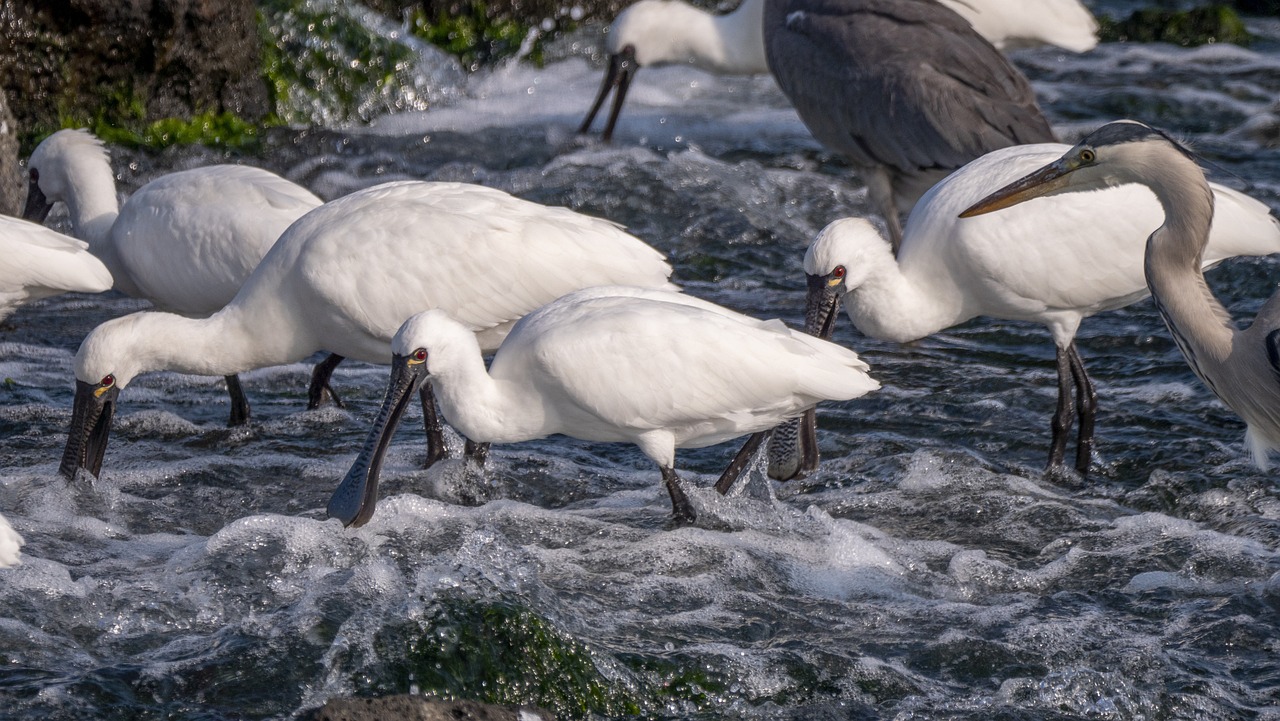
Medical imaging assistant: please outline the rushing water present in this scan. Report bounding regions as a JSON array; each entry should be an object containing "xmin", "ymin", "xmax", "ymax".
[{"xmin": 3, "ymin": 4, "xmax": 1280, "ymax": 719}]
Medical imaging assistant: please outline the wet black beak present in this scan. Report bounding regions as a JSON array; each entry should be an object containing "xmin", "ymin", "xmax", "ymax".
[
  {"xmin": 22, "ymin": 171, "xmax": 52, "ymax": 223},
  {"xmin": 805, "ymin": 272, "xmax": 843, "ymax": 341},
  {"xmin": 577, "ymin": 45, "xmax": 639, "ymax": 143},
  {"xmin": 60, "ymin": 380, "xmax": 119, "ymax": 480},
  {"xmin": 327, "ymin": 353, "xmax": 427, "ymax": 528}
]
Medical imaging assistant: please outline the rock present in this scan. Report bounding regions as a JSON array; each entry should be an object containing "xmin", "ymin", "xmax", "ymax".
[
  {"xmin": 0, "ymin": 87, "xmax": 21, "ymax": 216},
  {"xmin": 299, "ymin": 695, "xmax": 556, "ymax": 721},
  {"xmin": 0, "ymin": 0, "xmax": 270, "ymax": 147},
  {"xmin": 1097, "ymin": 5, "xmax": 1252, "ymax": 46}
]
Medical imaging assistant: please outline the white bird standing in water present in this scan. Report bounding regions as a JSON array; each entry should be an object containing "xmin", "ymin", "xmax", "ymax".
[
  {"xmin": 329, "ymin": 286, "xmax": 878, "ymax": 528},
  {"xmin": 579, "ymin": 0, "xmax": 1094, "ymax": 145},
  {"xmin": 24, "ymin": 129, "xmax": 324, "ymax": 425},
  {"xmin": 961, "ymin": 120, "xmax": 1280, "ymax": 469},
  {"xmin": 0, "ymin": 513, "xmax": 24, "ymax": 568},
  {"xmin": 0, "ymin": 216, "xmax": 113, "ymax": 323},
  {"xmin": 61, "ymin": 181, "xmax": 676, "ymax": 482},
  {"xmin": 796, "ymin": 141, "xmax": 1280, "ymax": 477}
]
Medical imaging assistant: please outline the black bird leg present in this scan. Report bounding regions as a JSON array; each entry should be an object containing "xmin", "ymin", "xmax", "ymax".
[
  {"xmin": 307, "ymin": 353, "xmax": 346, "ymax": 409},
  {"xmin": 661, "ymin": 465, "xmax": 696, "ymax": 524},
  {"xmin": 1067, "ymin": 343, "xmax": 1097, "ymax": 475},
  {"xmin": 224, "ymin": 374, "xmax": 250, "ymax": 427},
  {"xmin": 715, "ymin": 430, "xmax": 768, "ymax": 494},
  {"xmin": 1047, "ymin": 344, "xmax": 1076, "ymax": 473}
]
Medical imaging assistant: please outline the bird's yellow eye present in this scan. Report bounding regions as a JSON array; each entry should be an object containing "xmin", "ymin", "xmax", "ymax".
[
  {"xmin": 101, "ymin": 374, "xmax": 115, "ymax": 388},
  {"xmin": 1080, "ymin": 148, "xmax": 1096, "ymax": 163}
]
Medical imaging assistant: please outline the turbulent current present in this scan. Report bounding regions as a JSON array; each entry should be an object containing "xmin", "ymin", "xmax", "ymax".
[{"xmin": 2, "ymin": 5, "xmax": 1280, "ymax": 719}]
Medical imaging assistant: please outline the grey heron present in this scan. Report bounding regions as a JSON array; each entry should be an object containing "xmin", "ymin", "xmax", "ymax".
[
  {"xmin": 961, "ymin": 120, "xmax": 1280, "ymax": 470},
  {"xmin": 764, "ymin": 0, "xmax": 1057, "ymax": 249},
  {"xmin": 577, "ymin": 0, "xmax": 1096, "ymax": 144},
  {"xmin": 329, "ymin": 286, "xmax": 877, "ymax": 528},
  {"xmin": 776, "ymin": 141, "xmax": 1280, "ymax": 481}
]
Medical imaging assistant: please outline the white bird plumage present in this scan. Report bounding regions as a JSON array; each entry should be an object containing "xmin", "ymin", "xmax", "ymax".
[
  {"xmin": 25, "ymin": 128, "xmax": 324, "ymax": 424},
  {"xmin": 0, "ymin": 216, "xmax": 113, "ymax": 323},
  {"xmin": 0, "ymin": 512, "xmax": 24, "ymax": 568},
  {"xmin": 61, "ymin": 181, "xmax": 677, "ymax": 481},
  {"xmin": 960, "ymin": 120, "xmax": 1280, "ymax": 470},
  {"xmin": 800, "ymin": 141, "xmax": 1280, "ymax": 475},
  {"xmin": 329, "ymin": 285, "xmax": 878, "ymax": 527}
]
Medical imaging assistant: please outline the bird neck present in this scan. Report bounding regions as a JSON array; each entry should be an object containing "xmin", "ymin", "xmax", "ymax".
[
  {"xmin": 428, "ymin": 336, "xmax": 547, "ymax": 444},
  {"xmin": 58, "ymin": 153, "xmax": 120, "ymax": 250},
  {"xmin": 625, "ymin": 0, "xmax": 768, "ymax": 73},
  {"xmin": 844, "ymin": 245, "xmax": 970, "ymax": 342},
  {"xmin": 1142, "ymin": 156, "xmax": 1235, "ymax": 367},
  {"xmin": 121, "ymin": 304, "xmax": 319, "ymax": 380}
]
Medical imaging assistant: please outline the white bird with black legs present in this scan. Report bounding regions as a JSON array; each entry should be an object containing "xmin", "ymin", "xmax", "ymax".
[
  {"xmin": 961, "ymin": 120, "xmax": 1280, "ymax": 469},
  {"xmin": 61, "ymin": 181, "xmax": 676, "ymax": 482},
  {"xmin": 0, "ymin": 513, "xmax": 24, "ymax": 568},
  {"xmin": 0, "ymin": 215, "xmax": 113, "ymax": 323},
  {"xmin": 24, "ymin": 128, "xmax": 324, "ymax": 425},
  {"xmin": 764, "ymin": 0, "xmax": 1057, "ymax": 250},
  {"xmin": 579, "ymin": 0, "xmax": 1097, "ymax": 142},
  {"xmin": 794, "ymin": 141, "xmax": 1280, "ymax": 479},
  {"xmin": 328, "ymin": 285, "xmax": 879, "ymax": 528}
]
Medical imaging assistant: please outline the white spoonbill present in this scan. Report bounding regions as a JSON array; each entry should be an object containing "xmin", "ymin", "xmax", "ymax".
[
  {"xmin": 764, "ymin": 0, "xmax": 1057, "ymax": 250},
  {"xmin": 328, "ymin": 286, "xmax": 878, "ymax": 527},
  {"xmin": 798, "ymin": 141, "xmax": 1280, "ymax": 477},
  {"xmin": 24, "ymin": 128, "xmax": 324, "ymax": 425},
  {"xmin": 0, "ymin": 215, "xmax": 112, "ymax": 323},
  {"xmin": 962, "ymin": 120, "xmax": 1280, "ymax": 469},
  {"xmin": 579, "ymin": 0, "xmax": 1094, "ymax": 144},
  {"xmin": 0, "ymin": 513, "xmax": 22, "ymax": 568},
  {"xmin": 61, "ymin": 181, "xmax": 676, "ymax": 481}
]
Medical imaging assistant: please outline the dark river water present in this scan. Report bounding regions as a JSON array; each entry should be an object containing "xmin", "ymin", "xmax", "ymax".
[{"xmin": 2, "ymin": 3, "xmax": 1280, "ymax": 719}]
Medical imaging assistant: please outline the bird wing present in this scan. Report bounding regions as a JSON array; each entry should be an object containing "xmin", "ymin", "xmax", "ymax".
[
  {"xmin": 500, "ymin": 295, "xmax": 876, "ymax": 443},
  {"xmin": 765, "ymin": 0, "xmax": 1054, "ymax": 177},
  {"xmin": 0, "ymin": 217, "xmax": 114, "ymax": 300},
  {"xmin": 113, "ymin": 165, "xmax": 322, "ymax": 315}
]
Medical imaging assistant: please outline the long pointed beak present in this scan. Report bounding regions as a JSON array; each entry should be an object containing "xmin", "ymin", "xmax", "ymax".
[
  {"xmin": 22, "ymin": 175, "xmax": 52, "ymax": 223},
  {"xmin": 60, "ymin": 380, "xmax": 118, "ymax": 480},
  {"xmin": 327, "ymin": 353, "xmax": 427, "ymax": 528},
  {"xmin": 959, "ymin": 158, "xmax": 1076, "ymax": 218},
  {"xmin": 805, "ymin": 273, "xmax": 843, "ymax": 341},
  {"xmin": 577, "ymin": 45, "xmax": 639, "ymax": 143}
]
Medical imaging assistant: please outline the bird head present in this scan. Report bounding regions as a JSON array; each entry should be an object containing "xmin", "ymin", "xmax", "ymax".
[{"xmin": 802, "ymin": 218, "xmax": 890, "ymax": 340}]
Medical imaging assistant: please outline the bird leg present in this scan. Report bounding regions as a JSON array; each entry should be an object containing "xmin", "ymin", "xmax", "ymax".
[
  {"xmin": 865, "ymin": 168, "xmax": 904, "ymax": 254},
  {"xmin": 661, "ymin": 466, "xmax": 697, "ymax": 524},
  {"xmin": 418, "ymin": 382, "xmax": 449, "ymax": 469},
  {"xmin": 1047, "ymin": 345, "xmax": 1076, "ymax": 472},
  {"xmin": 307, "ymin": 353, "xmax": 346, "ymax": 409},
  {"xmin": 224, "ymin": 374, "xmax": 250, "ymax": 427},
  {"xmin": 714, "ymin": 430, "xmax": 767, "ymax": 494},
  {"xmin": 463, "ymin": 439, "xmax": 491, "ymax": 467},
  {"xmin": 1067, "ymin": 343, "xmax": 1097, "ymax": 475}
]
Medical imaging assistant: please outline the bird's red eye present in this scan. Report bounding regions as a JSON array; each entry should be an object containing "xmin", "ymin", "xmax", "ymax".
[
  {"xmin": 414, "ymin": 349, "xmax": 427, "ymax": 361},
  {"xmin": 101, "ymin": 374, "xmax": 115, "ymax": 388},
  {"xmin": 832, "ymin": 266, "xmax": 846, "ymax": 278}
]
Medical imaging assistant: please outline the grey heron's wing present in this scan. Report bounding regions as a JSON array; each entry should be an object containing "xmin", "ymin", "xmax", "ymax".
[{"xmin": 765, "ymin": 0, "xmax": 1055, "ymax": 175}]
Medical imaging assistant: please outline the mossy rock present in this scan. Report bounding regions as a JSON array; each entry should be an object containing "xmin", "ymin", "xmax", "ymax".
[{"xmin": 1098, "ymin": 5, "xmax": 1252, "ymax": 46}]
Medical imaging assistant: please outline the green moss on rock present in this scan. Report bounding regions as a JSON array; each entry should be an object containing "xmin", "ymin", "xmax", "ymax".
[{"xmin": 1098, "ymin": 5, "xmax": 1252, "ymax": 46}]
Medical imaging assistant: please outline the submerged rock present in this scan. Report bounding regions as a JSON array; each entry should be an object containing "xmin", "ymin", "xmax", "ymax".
[{"xmin": 301, "ymin": 696, "xmax": 555, "ymax": 721}]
